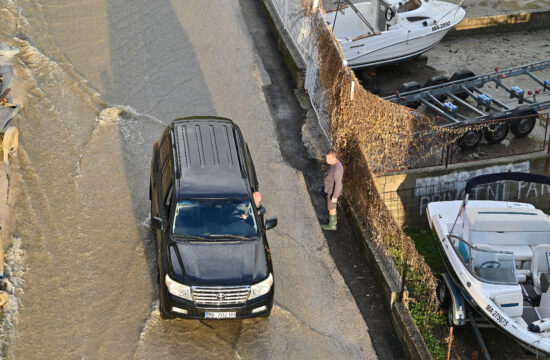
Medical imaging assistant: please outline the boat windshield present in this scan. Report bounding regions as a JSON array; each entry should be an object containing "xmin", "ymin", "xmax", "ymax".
[
  {"xmin": 172, "ymin": 199, "xmax": 258, "ymax": 238},
  {"xmin": 450, "ymin": 236, "xmax": 517, "ymax": 284},
  {"xmin": 397, "ymin": 0, "xmax": 423, "ymax": 12}
]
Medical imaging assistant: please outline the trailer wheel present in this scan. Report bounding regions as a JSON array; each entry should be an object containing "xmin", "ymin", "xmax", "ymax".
[
  {"xmin": 438, "ymin": 280, "xmax": 450, "ymax": 308},
  {"xmin": 511, "ymin": 106, "xmax": 538, "ymax": 138},
  {"xmin": 484, "ymin": 112, "xmax": 510, "ymax": 144},
  {"xmin": 398, "ymin": 81, "xmax": 422, "ymax": 109},
  {"xmin": 423, "ymin": 75, "xmax": 448, "ymax": 102},
  {"xmin": 450, "ymin": 69, "xmax": 476, "ymax": 100},
  {"xmin": 458, "ymin": 129, "xmax": 481, "ymax": 150}
]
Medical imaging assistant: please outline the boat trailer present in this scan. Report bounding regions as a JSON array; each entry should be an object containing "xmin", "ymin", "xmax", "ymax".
[
  {"xmin": 440, "ymin": 273, "xmax": 493, "ymax": 360},
  {"xmin": 384, "ymin": 60, "xmax": 550, "ymax": 148}
]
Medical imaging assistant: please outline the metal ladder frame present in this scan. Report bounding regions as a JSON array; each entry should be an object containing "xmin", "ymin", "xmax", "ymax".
[{"xmin": 384, "ymin": 60, "xmax": 550, "ymax": 127}]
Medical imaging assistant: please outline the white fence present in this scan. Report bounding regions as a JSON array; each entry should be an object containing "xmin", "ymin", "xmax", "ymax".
[{"xmin": 268, "ymin": 0, "xmax": 333, "ymax": 139}]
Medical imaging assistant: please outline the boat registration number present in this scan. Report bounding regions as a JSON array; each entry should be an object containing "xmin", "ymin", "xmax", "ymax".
[
  {"xmin": 485, "ymin": 304, "xmax": 509, "ymax": 327},
  {"xmin": 432, "ymin": 21, "xmax": 451, "ymax": 32},
  {"xmin": 205, "ymin": 312, "xmax": 236, "ymax": 319}
]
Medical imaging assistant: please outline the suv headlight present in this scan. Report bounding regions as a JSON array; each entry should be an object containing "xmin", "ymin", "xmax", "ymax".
[
  {"xmin": 165, "ymin": 274, "xmax": 192, "ymax": 301},
  {"xmin": 249, "ymin": 273, "xmax": 273, "ymax": 300}
]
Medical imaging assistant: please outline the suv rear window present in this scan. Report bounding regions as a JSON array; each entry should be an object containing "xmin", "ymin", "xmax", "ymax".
[{"xmin": 172, "ymin": 199, "xmax": 258, "ymax": 238}]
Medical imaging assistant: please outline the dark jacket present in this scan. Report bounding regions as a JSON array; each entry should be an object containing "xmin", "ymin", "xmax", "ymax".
[{"xmin": 324, "ymin": 160, "xmax": 344, "ymax": 199}]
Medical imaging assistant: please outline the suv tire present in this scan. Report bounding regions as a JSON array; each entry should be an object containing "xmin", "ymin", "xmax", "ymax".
[{"xmin": 159, "ymin": 270, "xmax": 174, "ymax": 319}]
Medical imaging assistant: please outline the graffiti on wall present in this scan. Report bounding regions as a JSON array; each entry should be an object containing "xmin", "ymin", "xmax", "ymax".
[{"xmin": 415, "ymin": 162, "xmax": 531, "ymax": 216}]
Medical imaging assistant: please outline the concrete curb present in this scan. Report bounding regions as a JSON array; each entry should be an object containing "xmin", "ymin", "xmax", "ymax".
[
  {"xmin": 448, "ymin": 9, "xmax": 550, "ymax": 37},
  {"xmin": 342, "ymin": 199, "xmax": 433, "ymax": 360}
]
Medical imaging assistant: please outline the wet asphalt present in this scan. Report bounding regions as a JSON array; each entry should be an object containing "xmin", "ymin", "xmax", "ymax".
[{"xmin": 241, "ymin": 1, "xmax": 406, "ymax": 358}]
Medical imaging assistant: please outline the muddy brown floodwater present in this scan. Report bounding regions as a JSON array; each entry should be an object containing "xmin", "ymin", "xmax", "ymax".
[{"xmin": 0, "ymin": 0, "xmax": 378, "ymax": 359}]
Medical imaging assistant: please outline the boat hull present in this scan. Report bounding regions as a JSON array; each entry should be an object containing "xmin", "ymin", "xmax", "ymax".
[
  {"xmin": 428, "ymin": 211, "xmax": 550, "ymax": 356},
  {"xmin": 345, "ymin": 29, "xmax": 449, "ymax": 68},
  {"xmin": 327, "ymin": 0, "xmax": 466, "ymax": 69}
]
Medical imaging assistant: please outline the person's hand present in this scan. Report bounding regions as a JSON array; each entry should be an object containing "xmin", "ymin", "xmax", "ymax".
[{"xmin": 331, "ymin": 198, "xmax": 337, "ymax": 203}]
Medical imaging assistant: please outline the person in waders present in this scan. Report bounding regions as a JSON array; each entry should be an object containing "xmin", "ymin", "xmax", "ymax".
[{"xmin": 321, "ymin": 149, "xmax": 343, "ymax": 231}]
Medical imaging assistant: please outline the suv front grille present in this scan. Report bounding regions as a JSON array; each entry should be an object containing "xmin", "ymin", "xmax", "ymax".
[{"xmin": 192, "ymin": 286, "xmax": 250, "ymax": 305}]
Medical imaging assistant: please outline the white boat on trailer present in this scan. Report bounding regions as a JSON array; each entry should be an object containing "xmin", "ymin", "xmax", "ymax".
[
  {"xmin": 427, "ymin": 172, "xmax": 550, "ymax": 356},
  {"xmin": 324, "ymin": 0, "xmax": 465, "ymax": 69}
]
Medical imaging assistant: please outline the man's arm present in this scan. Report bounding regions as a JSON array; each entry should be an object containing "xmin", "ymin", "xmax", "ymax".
[{"xmin": 331, "ymin": 165, "xmax": 343, "ymax": 202}]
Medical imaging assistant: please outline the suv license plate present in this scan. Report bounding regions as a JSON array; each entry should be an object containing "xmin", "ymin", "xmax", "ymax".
[{"xmin": 205, "ymin": 312, "xmax": 236, "ymax": 319}]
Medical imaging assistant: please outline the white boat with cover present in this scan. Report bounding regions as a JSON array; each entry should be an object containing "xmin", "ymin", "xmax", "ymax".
[
  {"xmin": 325, "ymin": 0, "xmax": 465, "ymax": 68},
  {"xmin": 427, "ymin": 172, "xmax": 550, "ymax": 356}
]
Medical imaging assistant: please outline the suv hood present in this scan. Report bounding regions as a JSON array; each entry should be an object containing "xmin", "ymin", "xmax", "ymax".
[{"xmin": 169, "ymin": 239, "xmax": 269, "ymax": 286}]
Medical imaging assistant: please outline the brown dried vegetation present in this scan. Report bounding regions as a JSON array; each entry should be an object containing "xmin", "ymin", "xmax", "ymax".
[{"xmin": 316, "ymin": 11, "xmax": 445, "ymax": 316}]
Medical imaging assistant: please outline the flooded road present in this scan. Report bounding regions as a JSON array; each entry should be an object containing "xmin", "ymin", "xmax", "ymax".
[{"xmin": 0, "ymin": 0, "xmax": 377, "ymax": 359}]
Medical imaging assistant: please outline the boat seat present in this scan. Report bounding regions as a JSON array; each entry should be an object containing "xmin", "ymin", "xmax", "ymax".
[
  {"xmin": 467, "ymin": 208, "xmax": 550, "ymax": 232},
  {"xmin": 470, "ymin": 231, "xmax": 550, "ymax": 247},
  {"xmin": 517, "ymin": 269, "xmax": 531, "ymax": 283},
  {"xmin": 530, "ymin": 245, "xmax": 550, "ymax": 295},
  {"xmin": 493, "ymin": 290, "xmax": 523, "ymax": 318},
  {"xmin": 517, "ymin": 269, "xmax": 531, "ymax": 276},
  {"xmin": 491, "ymin": 245, "xmax": 532, "ymax": 261},
  {"xmin": 494, "ymin": 245, "xmax": 532, "ymax": 270},
  {"xmin": 537, "ymin": 290, "xmax": 550, "ymax": 319}
]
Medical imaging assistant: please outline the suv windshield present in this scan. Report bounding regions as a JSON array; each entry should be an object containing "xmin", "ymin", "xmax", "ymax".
[{"xmin": 172, "ymin": 199, "xmax": 258, "ymax": 238}]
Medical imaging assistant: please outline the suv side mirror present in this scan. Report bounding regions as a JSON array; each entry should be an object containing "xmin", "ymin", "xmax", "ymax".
[
  {"xmin": 152, "ymin": 217, "xmax": 165, "ymax": 231},
  {"xmin": 265, "ymin": 217, "xmax": 278, "ymax": 231}
]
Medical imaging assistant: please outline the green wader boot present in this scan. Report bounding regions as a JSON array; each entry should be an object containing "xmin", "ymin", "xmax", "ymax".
[{"xmin": 321, "ymin": 214, "xmax": 337, "ymax": 231}]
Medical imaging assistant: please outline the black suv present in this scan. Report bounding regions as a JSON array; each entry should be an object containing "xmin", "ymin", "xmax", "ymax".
[{"xmin": 150, "ymin": 116, "xmax": 277, "ymax": 319}]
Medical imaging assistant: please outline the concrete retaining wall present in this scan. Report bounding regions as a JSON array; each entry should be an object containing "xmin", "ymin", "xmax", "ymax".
[
  {"xmin": 375, "ymin": 153, "xmax": 550, "ymax": 228},
  {"xmin": 448, "ymin": 9, "xmax": 550, "ymax": 37},
  {"xmin": 343, "ymin": 200, "xmax": 433, "ymax": 360}
]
